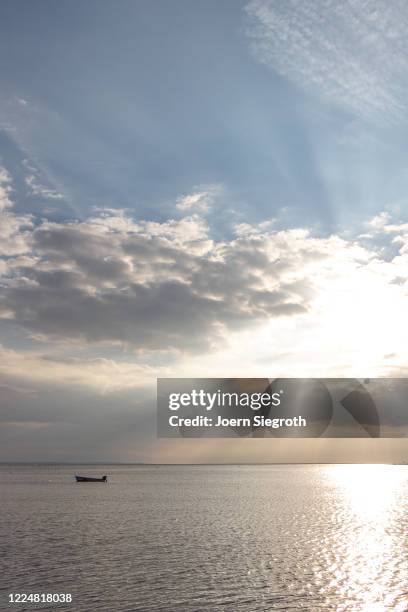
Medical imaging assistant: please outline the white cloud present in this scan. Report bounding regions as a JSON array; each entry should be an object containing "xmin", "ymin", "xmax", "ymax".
[
  {"xmin": 25, "ymin": 173, "xmax": 63, "ymax": 200},
  {"xmin": 0, "ymin": 166, "xmax": 33, "ymax": 255},
  {"xmin": 245, "ymin": 0, "xmax": 408, "ymax": 119},
  {"xmin": 176, "ymin": 185, "xmax": 220, "ymax": 213},
  {"xmin": 21, "ymin": 158, "xmax": 63, "ymax": 200},
  {"xmin": 0, "ymin": 213, "xmax": 33, "ymax": 256},
  {"xmin": 368, "ymin": 212, "xmax": 408, "ymax": 235},
  {"xmin": 0, "ymin": 166, "xmax": 13, "ymax": 211}
]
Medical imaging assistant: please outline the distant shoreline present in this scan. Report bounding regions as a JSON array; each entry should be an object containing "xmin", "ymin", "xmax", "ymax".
[{"xmin": 1, "ymin": 462, "xmax": 407, "ymax": 466}]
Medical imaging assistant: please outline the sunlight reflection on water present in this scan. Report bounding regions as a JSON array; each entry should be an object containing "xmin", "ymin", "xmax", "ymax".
[{"xmin": 322, "ymin": 465, "xmax": 408, "ymax": 611}]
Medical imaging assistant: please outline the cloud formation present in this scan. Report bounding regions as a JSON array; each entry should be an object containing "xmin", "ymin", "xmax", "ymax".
[
  {"xmin": 1, "ymin": 178, "xmax": 408, "ymax": 366},
  {"xmin": 245, "ymin": 0, "xmax": 408, "ymax": 119},
  {"xmin": 0, "ymin": 345, "xmax": 155, "ymax": 392},
  {"xmin": 0, "ymin": 166, "xmax": 33, "ymax": 258},
  {"xmin": 1, "ymin": 171, "xmax": 408, "ymax": 392},
  {"xmin": 25, "ymin": 174, "xmax": 63, "ymax": 200},
  {"xmin": 1, "ymin": 210, "xmax": 313, "ymax": 351},
  {"xmin": 0, "ymin": 166, "xmax": 13, "ymax": 211},
  {"xmin": 176, "ymin": 185, "xmax": 220, "ymax": 213}
]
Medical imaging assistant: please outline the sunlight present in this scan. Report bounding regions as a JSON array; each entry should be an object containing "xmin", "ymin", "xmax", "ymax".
[
  {"xmin": 326, "ymin": 465, "xmax": 408, "ymax": 611},
  {"xmin": 330, "ymin": 464, "xmax": 403, "ymax": 520}
]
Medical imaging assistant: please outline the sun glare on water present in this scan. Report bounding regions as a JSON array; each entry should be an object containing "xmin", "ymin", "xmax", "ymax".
[{"xmin": 325, "ymin": 465, "xmax": 408, "ymax": 611}]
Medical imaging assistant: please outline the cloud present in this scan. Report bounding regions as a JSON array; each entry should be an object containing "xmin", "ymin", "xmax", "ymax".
[
  {"xmin": 0, "ymin": 214, "xmax": 32, "ymax": 258},
  {"xmin": 0, "ymin": 210, "xmax": 312, "ymax": 351},
  {"xmin": 368, "ymin": 212, "xmax": 408, "ymax": 236},
  {"xmin": 25, "ymin": 173, "xmax": 63, "ymax": 199},
  {"xmin": 0, "ymin": 165, "xmax": 13, "ymax": 211},
  {"xmin": 176, "ymin": 185, "xmax": 220, "ymax": 213},
  {"xmin": 245, "ymin": 0, "xmax": 408, "ymax": 119},
  {"xmin": 1, "ymin": 171, "xmax": 408, "ymax": 382},
  {"xmin": 0, "ymin": 345, "xmax": 155, "ymax": 392},
  {"xmin": 22, "ymin": 159, "xmax": 63, "ymax": 200},
  {"xmin": 0, "ymin": 166, "xmax": 33, "ymax": 256}
]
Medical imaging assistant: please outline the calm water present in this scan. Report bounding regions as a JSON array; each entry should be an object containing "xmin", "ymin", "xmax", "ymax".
[{"xmin": 1, "ymin": 464, "xmax": 408, "ymax": 611}]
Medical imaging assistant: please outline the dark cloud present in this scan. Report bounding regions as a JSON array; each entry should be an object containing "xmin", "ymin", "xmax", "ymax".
[{"xmin": 1, "ymin": 214, "xmax": 311, "ymax": 351}]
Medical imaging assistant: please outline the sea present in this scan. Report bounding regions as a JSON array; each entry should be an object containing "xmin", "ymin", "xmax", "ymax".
[{"xmin": 1, "ymin": 464, "xmax": 408, "ymax": 611}]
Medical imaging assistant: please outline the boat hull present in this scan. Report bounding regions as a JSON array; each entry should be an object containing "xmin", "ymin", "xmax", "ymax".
[{"xmin": 75, "ymin": 475, "xmax": 107, "ymax": 482}]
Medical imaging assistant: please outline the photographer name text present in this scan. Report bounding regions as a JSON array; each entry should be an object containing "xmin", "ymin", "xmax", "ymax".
[{"xmin": 169, "ymin": 415, "xmax": 306, "ymax": 428}]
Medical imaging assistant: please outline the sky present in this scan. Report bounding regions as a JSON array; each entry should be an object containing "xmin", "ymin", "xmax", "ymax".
[{"xmin": 1, "ymin": 0, "xmax": 408, "ymax": 462}]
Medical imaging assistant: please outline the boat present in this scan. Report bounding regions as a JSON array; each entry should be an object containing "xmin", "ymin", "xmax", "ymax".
[{"xmin": 75, "ymin": 475, "xmax": 107, "ymax": 482}]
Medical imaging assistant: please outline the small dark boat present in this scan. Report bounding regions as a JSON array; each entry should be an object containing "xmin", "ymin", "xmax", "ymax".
[{"xmin": 75, "ymin": 475, "xmax": 107, "ymax": 482}]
